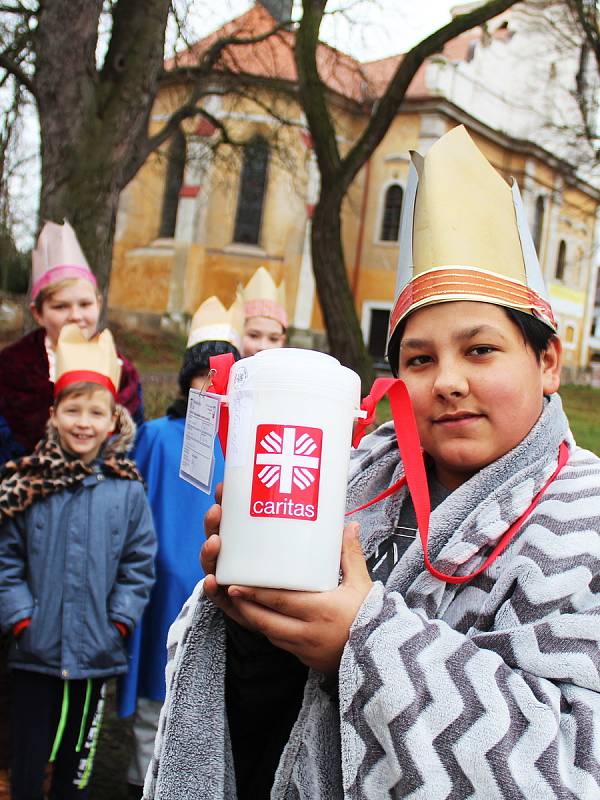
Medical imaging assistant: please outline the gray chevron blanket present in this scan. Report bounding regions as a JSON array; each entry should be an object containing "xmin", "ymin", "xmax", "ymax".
[{"xmin": 143, "ymin": 394, "xmax": 600, "ymax": 799}]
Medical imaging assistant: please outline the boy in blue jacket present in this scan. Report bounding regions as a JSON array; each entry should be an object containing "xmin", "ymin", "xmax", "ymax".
[{"xmin": 0, "ymin": 323, "xmax": 156, "ymax": 800}]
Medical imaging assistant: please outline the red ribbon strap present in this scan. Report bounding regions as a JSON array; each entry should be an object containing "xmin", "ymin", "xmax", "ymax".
[
  {"xmin": 207, "ymin": 353, "xmax": 235, "ymax": 454},
  {"xmin": 352, "ymin": 377, "xmax": 397, "ymax": 448},
  {"xmin": 54, "ymin": 370, "xmax": 117, "ymax": 398},
  {"xmin": 349, "ymin": 377, "xmax": 569, "ymax": 585}
]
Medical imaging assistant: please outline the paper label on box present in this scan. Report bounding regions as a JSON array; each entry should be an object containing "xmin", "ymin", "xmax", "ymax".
[{"xmin": 179, "ymin": 389, "xmax": 220, "ymax": 493}]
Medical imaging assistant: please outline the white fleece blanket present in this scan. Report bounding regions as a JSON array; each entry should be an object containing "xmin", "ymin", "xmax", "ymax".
[{"xmin": 144, "ymin": 395, "xmax": 600, "ymax": 799}]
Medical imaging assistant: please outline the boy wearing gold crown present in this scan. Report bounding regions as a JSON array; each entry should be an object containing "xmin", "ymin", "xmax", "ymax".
[
  {"xmin": 118, "ymin": 295, "xmax": 243, "ymax": 796},
  {"xmin": 241, "ymin": 266, "xmax": 287, "ymax": 356},
  {"xmin": 143, "ymin": 128, "xmax": 600, "ymax": 800},
  {"xmin": 0, "ymin": 324, "xmax": 156, "ymax": 799},
  {"xmin": 0, "ymin": 221, "xmax": 144, "ymax": 467}
]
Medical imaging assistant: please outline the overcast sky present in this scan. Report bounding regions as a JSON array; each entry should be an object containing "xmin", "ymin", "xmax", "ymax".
[{"xmin": 178, "ymin": 1, "xmax": 460, "ymax": 61}]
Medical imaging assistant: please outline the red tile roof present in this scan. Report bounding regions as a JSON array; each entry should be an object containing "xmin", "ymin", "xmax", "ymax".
[{"xmin": 167, "ymin": 3, "xmax": 510, "ymax": 105}]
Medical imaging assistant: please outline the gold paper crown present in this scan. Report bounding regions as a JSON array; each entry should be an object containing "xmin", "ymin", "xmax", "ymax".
[
  {"xmin": 387, "ymin": 125, "xmax": 556, "ymax": 365},
  {"xmin": 32, "ymin": 221, "xmax": 96, "ymax": 300},
  {"xmin": 242, "ymin": 266, "xmax": 288, "ymax": 328},
  {"xmin": 187, "ymin": 294, "xmax": 244, "ymax": 350},
  {"xmin": 54, "ymin": 324, "xmax": 121, "ymax": 398}
]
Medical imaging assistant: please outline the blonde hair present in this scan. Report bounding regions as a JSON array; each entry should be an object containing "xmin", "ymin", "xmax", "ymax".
[
  {"xmin": 54, "ymin": 380, "xmax": 116, "ymax": 413},
  {"xmin": 33, "ymin": 277, "xmax": 100, "ymax": 312}
]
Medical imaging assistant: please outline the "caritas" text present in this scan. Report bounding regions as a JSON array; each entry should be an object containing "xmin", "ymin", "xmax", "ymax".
[{"xmin": 251, "ymin": 499, "xmax": 316, "ymax": 519}]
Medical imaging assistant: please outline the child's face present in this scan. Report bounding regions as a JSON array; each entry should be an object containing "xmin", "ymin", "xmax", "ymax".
[
  {"xmin": 51, "ymin": 388, "xmax": 116, "ymax": 463},
  {"xmin": 242, "ymin": 316, "xmax": 286, "ymax": 357},
  {"xmin": 398, "ymin": 301, "xmax": 561, "ymax": 490},
  {"xmin": 31, "ymin": 279, "xmax": 100, "ymax": 347}
]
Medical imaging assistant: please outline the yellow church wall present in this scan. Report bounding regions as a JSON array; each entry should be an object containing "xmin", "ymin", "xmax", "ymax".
[
  {"xmin": 109, "ymin": 138, "xmax": 171, "ymax": 310},
  {"xmin": 533, "ymin": 161, "xmax": 555, "ymax": 192},
  {"xmin": 354, "ymin": 267, "xmax": 396, "ymax": 314},
  {"xmin": 110, "ymin": 248, "xmax": 174, "ymax": 313},
  {"xmin": 359, "ymin": 115, "xmax": 420, "ymax": 280},
  {"xmin": 109, "ymin": 73, "xmax": 600, "ymax": 369}
]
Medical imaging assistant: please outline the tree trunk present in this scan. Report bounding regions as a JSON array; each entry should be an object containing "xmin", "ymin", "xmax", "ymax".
[
  {"xmin": 295, "ymin": 0, "xmax": 521, "ymax": 388},
  {"xmin": 38, "ymin": 159, "xmax": 120, "ymax": 307},
  {"xmin": 34, "ymin": 0, "xmax": 171, "ymax": 291},
  {"xmin": 311, "ymin": 190, "xmax": 375, "ymax": 391}
]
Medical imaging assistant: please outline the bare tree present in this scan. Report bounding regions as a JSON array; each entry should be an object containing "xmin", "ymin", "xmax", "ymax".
[
  {"xmin": 0, "ymin": 0, "xmax": 291, "ymax": 299},
  {"xmin": 514, "ymin": 0, "xmax": 600, "ymax": 163},
  {"xmin": 294, "ymin": 0, "xmax": 522, "ymax": 387},
  {"xmin": 0, "ymin": 0, "xmax": 526, "ymax": 384},
  {"xmin": 567, "ymin": 0, "xmax": 600, "ymax": 156}
]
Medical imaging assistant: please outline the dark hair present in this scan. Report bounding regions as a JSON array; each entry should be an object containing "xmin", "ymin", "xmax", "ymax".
[
  {"xmin": 502, "ymin": 308, "xmax": 556, "ymax": 360},
  {"xmin": 177, "ymin": 340, "xmax": 241, "ymax": 396},
  {"xmin": 388, "ymin": 305, "xmax": 556, "ymax": 375}
]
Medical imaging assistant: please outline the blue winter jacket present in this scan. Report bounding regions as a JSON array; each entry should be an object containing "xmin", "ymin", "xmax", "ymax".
[{"xmin": 0, "ymin": 462, "xmax": 156, "ymax": 680}]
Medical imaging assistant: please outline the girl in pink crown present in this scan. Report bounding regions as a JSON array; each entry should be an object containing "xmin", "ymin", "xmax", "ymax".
[
  {"xmin": 240, "ymin": 266, "xmax": 287, "ymax": 356},
  {"xmin": 0, "ymin": 220, "xmax": 144, "ymax": 466}
]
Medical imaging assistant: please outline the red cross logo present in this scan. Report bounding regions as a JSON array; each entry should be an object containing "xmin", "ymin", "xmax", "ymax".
[{"xmin": 250, "ymin": 424, "xmax": 322, "ymax": 521}]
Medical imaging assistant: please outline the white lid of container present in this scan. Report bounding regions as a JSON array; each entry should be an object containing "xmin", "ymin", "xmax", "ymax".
[{"xmin": 228, "ymin": 348, "xmax": 360, "ymax": 400}]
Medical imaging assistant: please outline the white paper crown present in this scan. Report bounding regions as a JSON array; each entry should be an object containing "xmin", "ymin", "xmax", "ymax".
[
  {"xmin": 187, "ymin": 294, "xmax": 244, "ymax": 350},
  {"xmin": 54, "ymin": 324, "xmax": 121, "ymax": 397}
]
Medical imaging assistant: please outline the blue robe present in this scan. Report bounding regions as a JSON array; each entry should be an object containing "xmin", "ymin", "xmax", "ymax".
[{"xmin": 117, "ymin": 416, "xmax": 223, "ymax": 717}]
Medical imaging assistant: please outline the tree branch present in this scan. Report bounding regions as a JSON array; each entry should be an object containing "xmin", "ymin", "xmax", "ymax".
[
  {"xmin": 0, "ymin": 4, "xmax": 35, "ymax": 14},
  {"xmin": 340, "ymin": 0, "xmax": 521, "ymax": 186},
  {"xmin": 0, "ymin": 52, "xmax": 36, "ymax": 98},
  {"xmin": 567, "ymin": 0, "xmax": 600, "ymax": 75},
  {"xmin": 192, "ymin": 18, "xmax": 294, "ymax": 76},
  {"xmin": 294, "ymin": 0, "xmax": 340, "ymax": 182},
  {"xmin": 123, "ymin": 86, "xmax": 246, "ymax": 183}
]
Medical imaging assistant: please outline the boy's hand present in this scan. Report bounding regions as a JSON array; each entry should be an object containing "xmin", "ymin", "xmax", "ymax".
[
  {"xmin": 201, "ymin": 484, "xmax": 260, "ymax": 630},
  {"xmin": 202, "ymin": 508, "xmax": 372, "ymax": 674}
]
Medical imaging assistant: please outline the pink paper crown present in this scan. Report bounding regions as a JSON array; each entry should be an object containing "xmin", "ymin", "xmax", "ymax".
[{"xmin": 31, "ymin": 221, "xmax": 97, "ymax": 300}]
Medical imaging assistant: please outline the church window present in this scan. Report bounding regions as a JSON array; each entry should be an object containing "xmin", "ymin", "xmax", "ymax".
[
  {"xmin": 233, "ymin": 136, "xmax": 269, "ymax": 245},
  {"xmin": 555, "ymin": 239, "xmax": 567, "ymax": 281},
  {"xmin": 380, "ymin": 184, "xmax": 403, "ymax": 242},
  {"xmin": 533, "ymin": 195, "xmax": 545, "ymax": 255}
]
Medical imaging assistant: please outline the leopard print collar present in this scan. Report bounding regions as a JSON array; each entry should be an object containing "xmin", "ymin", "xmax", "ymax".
[{"xmin": 0, "ymin": 405, "xmax": 143, "ymax": 521}]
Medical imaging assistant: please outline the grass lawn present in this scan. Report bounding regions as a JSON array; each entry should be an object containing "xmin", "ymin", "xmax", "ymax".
[
  {"xmin": 559, "ymin": 385, "xmax": 600, "ymax": 455},
  {"xmin": 373, "ymin": 385, "xmax": 600, "ymax": 455}
]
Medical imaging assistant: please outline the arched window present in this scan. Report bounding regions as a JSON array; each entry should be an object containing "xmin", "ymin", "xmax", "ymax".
[
  {"xmin": 233, "ymin": 136, "xmax": 269, "ymax": 245},
  {"xmin": 380, "ymin": 184, "xmax": 403, "ymax": 242},
  {"xmin": 555, "ymin": 239, "xmax": 567, "ymax": 281},
  {"xmin": 533, "ymin": 195, "xmax": 545, "ymax": 255},
  {"xmin": 159, "ymin": 128, "xmax": 186, "ymax": 238}
]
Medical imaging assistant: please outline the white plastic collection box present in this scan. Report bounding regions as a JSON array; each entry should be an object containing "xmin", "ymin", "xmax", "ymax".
[{"xmin": 216, "ymin": 348, "xmax": 362, "ymax": 591}]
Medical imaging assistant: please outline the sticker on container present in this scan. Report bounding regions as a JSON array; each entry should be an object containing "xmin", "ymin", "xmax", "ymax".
[
  {"xmin": 180, "ymin": 389, "xmax": 220, "ymax": 493},
  {"xmin": 250, "ymin": 425, "xmax": 322, "ymax": 521},
  {"xmin": 227, "ymin": 393, "xmax": 253, "ymax": 468}
]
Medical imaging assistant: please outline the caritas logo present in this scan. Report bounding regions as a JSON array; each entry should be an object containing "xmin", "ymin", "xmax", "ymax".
[{"xmin": 250, "ymin": 425, "xmax": 322, "ymax": 521}]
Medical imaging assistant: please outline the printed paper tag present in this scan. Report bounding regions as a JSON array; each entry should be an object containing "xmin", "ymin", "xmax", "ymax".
[
  {"xmin": 180, "ymin": 389, "xmax": 220, "ymax": 493},
  {"xmin": 250, "ymin": 424, "xmax": 322, "ymax": 521}
]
